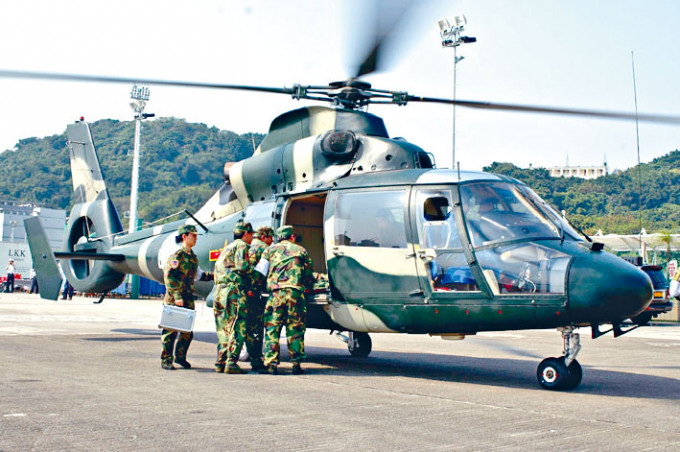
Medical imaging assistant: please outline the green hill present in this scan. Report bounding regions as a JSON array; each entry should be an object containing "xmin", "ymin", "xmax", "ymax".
[
  {"xmin": 485, "ymin": 150, "xmax": 680, "ymax": 234},
  {"xmin": 1, "ymin": 117, "xmax": 677, "ymax": 234},
  {"xmin": 0, "ymin": 118, "xmax": 263, "ymax": 226}
]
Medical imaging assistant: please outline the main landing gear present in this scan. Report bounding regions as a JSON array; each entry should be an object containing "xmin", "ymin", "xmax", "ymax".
[
  {"xmin": 335, "ymin": 331, "xmax": 373, "ymax": 357},
  {"xmin": 537, "ymin": 326, "xmax": 583, "ymax": 391}
]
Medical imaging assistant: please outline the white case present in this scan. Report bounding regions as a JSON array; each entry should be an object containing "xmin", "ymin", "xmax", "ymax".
[{"xmin": 159, "ymin": 305, "xmax": 196, "ymax": 333}]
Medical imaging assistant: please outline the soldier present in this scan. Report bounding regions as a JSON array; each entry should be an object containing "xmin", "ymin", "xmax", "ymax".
[
  {"xmin": 214, "ymin": 222, "xmax": 254, "ymax": 374},
  {"xmin": 258, "ymin": 225, "xmax": 314, "ymax": 375},
  {"xmin": 245, "ymin": 225, "xmax": 274, "ymax": 371},
  {"xmin": 161, "ymin": 224, "xmax": 213, "ymax": 370}
]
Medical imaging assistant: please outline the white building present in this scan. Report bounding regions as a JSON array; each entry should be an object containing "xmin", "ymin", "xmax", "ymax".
[
  {"xmin": 547, "ymin": 164, "xmax": 608, "ymax": 179},
  {"xmin": 0, "ymin": 200, "xmax": 66, "ymax": 279}
]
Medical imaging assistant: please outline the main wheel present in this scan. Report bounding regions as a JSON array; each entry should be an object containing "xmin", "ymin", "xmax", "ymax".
[
  {"xmin": 537, "ymin": 357, "xmax": 582, "ymax": 390},
  {"xmin": 348, "ymin": 332, "xmax": 372, "ymax": 358}
]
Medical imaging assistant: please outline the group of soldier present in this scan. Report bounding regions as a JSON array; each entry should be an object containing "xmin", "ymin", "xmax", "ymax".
[{"xmin": 160, "ymin": 222, "xmax": 314, "ymax": 375}]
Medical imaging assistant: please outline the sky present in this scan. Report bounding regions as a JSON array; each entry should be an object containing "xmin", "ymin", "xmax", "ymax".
[{"xmin": 1, "ymin": 0, "xmax": 679, "ymax": 173}]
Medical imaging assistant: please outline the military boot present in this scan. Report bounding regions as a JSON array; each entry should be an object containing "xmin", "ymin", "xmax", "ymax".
[
  {"xmin": 175, "ymin": 358, "xmax": 191, "ymax": 369},
  {"xmin": 225, "ymin": 364, "xmax": 246, "ymax": 374},
  {"xmin": 258, "ymin": 365, "xmax": 278, "ymax": 375},
  {"xmin": 215, "ymin": 364, "xmax": 226, "ymax": 373},
  {"xmin": 250, "ymin": 360, "xmax": 265, "ymax": 372},
  {"xmin": 161, "ymin": 361, "xmax": 175, "ymax": 370},
  {"xmin": 292, "ymin": 363, "xmax": 304, "ymax": 375}
]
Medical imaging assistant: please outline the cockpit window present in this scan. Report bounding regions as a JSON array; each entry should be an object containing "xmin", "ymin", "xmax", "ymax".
[
  {"xmin": 475, "ymin": 243, "xmax": 570, "ymax": 294},
  {"xmin": 460, "ymin": 182, "xmax": 561, "ymax": 248},
  {"xmin": 518, "ymin": 185, "xmax": 583, "ymax": 241},
  {"xmin": 416, "ymin": 189, "xmax": 478, "ymax": 292}
]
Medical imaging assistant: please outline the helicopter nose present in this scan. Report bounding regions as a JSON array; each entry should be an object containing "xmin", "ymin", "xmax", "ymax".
[{"xmin": 567, "ymin": 251, "xmax": 652, "ymax": 322}]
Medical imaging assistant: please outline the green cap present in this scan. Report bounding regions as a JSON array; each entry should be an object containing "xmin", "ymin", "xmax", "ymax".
[
  {"xmin": 276, "ymin": 225, "xmax": 294, "ymax": 240},
  {"xmin": 233, "ymin": 222, "xmax": 253, "ymax": 235},
  {"xmin": 178, "ymin": 224, "xmax": 198, "ymax": 235},
  {"xmin": 255, "ymin": 225, "xmax": 274, "ymax": 239}
]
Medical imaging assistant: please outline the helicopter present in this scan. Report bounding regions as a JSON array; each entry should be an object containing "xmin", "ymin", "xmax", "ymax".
[
  {"xmin": 17, "ymin": 78, "xmax": 658, "ymax": 391},
  {"xmin": 7, "ymin": 6, "xmax": 678, "ymax": 391}
]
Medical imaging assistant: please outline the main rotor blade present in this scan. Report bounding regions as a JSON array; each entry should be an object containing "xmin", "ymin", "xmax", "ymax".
[
  {"xmin": 407, "ymin": 95, "xmax": 680, "ymax": 125},
  {"xmin": 352, "ymin": 0, "xmax": 413, "ymax": 78},
  {"xmin": 0, "ymin": 69, "xmax": 295, "ymax": 95}
]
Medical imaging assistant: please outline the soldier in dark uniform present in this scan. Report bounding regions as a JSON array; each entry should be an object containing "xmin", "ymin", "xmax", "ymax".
[
  {"xmin": 214, "ymin": 222, "xmax": 254, "ymax": 374},
  {"xmin": 161, "ymin": 224, "xmax": 213, "ymax": 370},
  {"xmin": 245, "ymin": 225, "xmax": 274, "ymax": 371},
  {"xmin": 258, "ymin": 225, "xmax": 314, "ymax": 375}
]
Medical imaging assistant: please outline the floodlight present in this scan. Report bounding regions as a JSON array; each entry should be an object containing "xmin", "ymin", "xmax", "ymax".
[{"xmin": 453, "ymin": 15, "xmax": 467, "ymax": 27}]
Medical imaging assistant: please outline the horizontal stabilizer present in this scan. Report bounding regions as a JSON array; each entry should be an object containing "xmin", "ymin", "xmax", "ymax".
[
  {"xmin": 23, "ymin": 217, "xmax": 62, "ymax": 301},
  {"xmin": 54, "ymin": 252, "xmax": 125, "ymax": 262}
]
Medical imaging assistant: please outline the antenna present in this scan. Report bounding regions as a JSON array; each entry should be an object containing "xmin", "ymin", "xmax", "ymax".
[{"xmin": 631, "ymin": 51, "xmax": 643, "ymax": 256}]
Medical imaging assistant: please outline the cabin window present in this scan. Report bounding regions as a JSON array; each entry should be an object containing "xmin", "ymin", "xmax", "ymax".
[
  {"xmin": 416, "ymin": 190, "xmax": 477, "ymax": 291},
  {"xmin": 475, "ymin": 243, "xmax": 570, "ymax": 294},
  {"xmin": 334, "ymin": 190, "xmax": 407, "ymax": 248}
]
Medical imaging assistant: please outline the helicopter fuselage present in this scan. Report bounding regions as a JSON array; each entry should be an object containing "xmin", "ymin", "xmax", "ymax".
[{"xmin": 99, "ymin": 168, "xmax": 651, "ymax": 337}]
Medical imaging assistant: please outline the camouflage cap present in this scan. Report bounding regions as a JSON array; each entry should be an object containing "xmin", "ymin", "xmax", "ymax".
[
  {"xmin": 233, "ymin": 222, "xmax": 253, "ymax": 235},
  {"xmin": 276, "ymin": 225, "xmax": 294, "ymax": 240},
  {"xmin": 178, "ymin": 224, "xmax": 198, "ymax": 235},
  {"xmin": 255, "ymin": 225, "xmax": 274, "ymax": 239}
]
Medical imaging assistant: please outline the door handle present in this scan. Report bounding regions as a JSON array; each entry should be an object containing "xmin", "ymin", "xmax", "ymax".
[
  {"xmin": 417, "ymin": 249, "xmax": 435, "ymax": 263},
  {"xmin": 409, "ymin": 289, "xmax": 424, "ymax": 297}
]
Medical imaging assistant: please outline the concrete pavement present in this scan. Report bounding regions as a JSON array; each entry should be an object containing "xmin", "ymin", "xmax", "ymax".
[{"xmin": 1, "ymin": 292, "xmax": 679, "ymax": 451}]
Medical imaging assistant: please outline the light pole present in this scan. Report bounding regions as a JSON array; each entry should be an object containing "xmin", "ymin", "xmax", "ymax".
[
  {"xmin": 128, "ymin": 84, "xmax": 154, "ymax": 298},
  {"xmin": 438, "ymin": 15, "xmax": 476, "ymax": 168},
  {"xmin": 9, "ymin": 220, "xmax": 17, "ymax": 242},
  {"xmin": 129, "ymin": 84, "xmax": 153, "ymax": 235}
]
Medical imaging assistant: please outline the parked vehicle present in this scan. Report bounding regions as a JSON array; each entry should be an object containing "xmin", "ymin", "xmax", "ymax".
[{"xmin": 633, "ymin": 265, "xmax": 673, "ymax": 325}]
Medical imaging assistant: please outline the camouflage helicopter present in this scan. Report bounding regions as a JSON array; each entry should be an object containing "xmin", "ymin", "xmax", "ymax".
[{"xmin": 6, "ymin": 14, "xmax": 679, "ymax": 391}]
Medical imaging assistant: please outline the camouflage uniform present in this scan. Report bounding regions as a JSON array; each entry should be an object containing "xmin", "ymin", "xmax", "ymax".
[
  {"xmin": 214, "ymin": 223, "xmax": 254, "ymax": 372},
  {"xmin": 244, "ymin": 226, "xmax": 274, "ymax": 369},
  {"xmin": 161, "ymin": 225, "xmax": 207, "ymax": 368},
  {"xmin": 260, "ymin": 226, "xmax": 314, "ymax": 370}
]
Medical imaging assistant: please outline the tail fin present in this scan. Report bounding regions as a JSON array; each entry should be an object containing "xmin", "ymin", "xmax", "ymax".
[
  {"xmin": 60, "ymin": 121, "xmax": 126, "ymax": 293},
  {"xmin": 67, "ymin": 120, "xmax": 109, "ymax": 204},
  {"xmin": 23, "ymin": 217, "xmax": 62, "ymax": 300}
]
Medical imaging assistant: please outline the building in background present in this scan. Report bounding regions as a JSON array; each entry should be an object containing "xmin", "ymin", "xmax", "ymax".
[
  {"xmin": 0, "ymin": 200, "xmax": 66, "ymax": 279},
  {"xmin": 547, "ymin": 164, "xmax": 608, "ymax": 179}
]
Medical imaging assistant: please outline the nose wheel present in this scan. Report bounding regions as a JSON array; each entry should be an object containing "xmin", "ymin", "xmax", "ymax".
[{"xmin": 537, "ymin": 327, "xmax": 582, "ymax": 390}]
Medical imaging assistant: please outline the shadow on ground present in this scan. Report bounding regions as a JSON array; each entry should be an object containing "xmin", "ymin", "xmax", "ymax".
[{"xmin": 82, "ymin": 328, "xmax": 680, "ymax": 399}]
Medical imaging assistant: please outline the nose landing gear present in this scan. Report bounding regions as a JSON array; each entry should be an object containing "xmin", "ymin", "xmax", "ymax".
[{"xmin": 537, "ymin": 327, "xmax": 582, "ymax": 390}]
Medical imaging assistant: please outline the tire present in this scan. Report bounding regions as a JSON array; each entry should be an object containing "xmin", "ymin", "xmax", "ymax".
[
  {"xmin": 348, "ymin": 332, "xmax": 372, "ymax": 358},
  {"xmin": 537, "ymin": 357, "xmax": 581, "ymax": 390},
  {"xmin": 632, "ymin": 312, "xmax": 653, "ymax": 326},
  {"xmin": 564, "ymin": 359, "xmax": 583, "ymax": 390}
]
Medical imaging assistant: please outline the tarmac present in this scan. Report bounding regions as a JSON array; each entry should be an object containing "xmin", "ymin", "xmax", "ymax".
[{"xmin": 1, "ymin": 292, "xmax": 679, "ymax": 451}]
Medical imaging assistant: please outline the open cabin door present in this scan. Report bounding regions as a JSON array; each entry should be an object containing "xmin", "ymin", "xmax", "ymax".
[
  {"xmin": 280, "ymin": 193, "xmax": 327, "ymax": 274},
  {"xmin": 322, "ymin": 188, "xmax": 422, "ymax": 332}
]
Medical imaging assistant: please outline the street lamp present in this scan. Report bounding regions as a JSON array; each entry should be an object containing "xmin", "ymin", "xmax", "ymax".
[
  {"xmin": 438, "ymin": 15, "xmax": 476, "ymax": 168},
  {"xmin": 128, "ymin": 83, "xmax": 154, "ymax": 235},
  {"xmin": 9, "ymin": 220, "xmax": 17, "ymax": 242},
  {"xmin": 128, "ymin": 84, "xmax": 154, "ymax": 299}
]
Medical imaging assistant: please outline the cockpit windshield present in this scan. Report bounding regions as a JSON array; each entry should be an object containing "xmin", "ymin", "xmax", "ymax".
[
  {"xmin": 460, "ymin": 181, "xmax": 563, "ymax": 248},
  {"xmin": 517, "ymin": 185, "xmax": 583, "ymax": 241}
]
